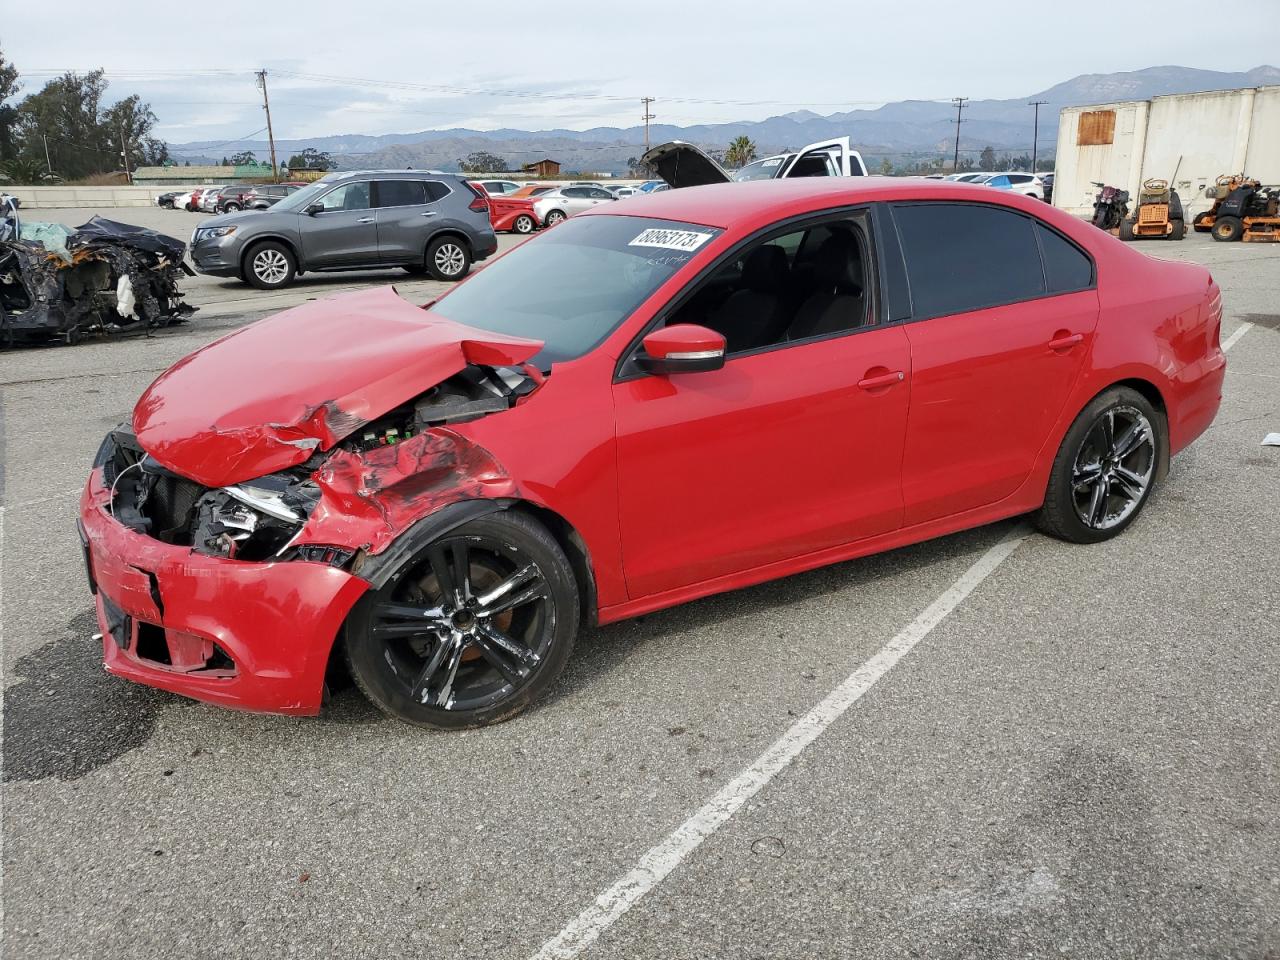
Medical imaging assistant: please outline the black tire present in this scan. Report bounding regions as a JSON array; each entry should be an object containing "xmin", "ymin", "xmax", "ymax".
[
  {"xmin": 1192, "ymin": 212, "xmax": 1213, "ymax": 232},
  {"xmin": 1212, "ymin": 216, "xmax": 1243, "ymax": 242},
  {"xmin": 243, "ymin": 240, "xmax": 297, "ymax": 290},
  {"xmin": 543, "ymin": 208, "xmax": 567, "ymax": 226},
  {"xmin": 513, "ymin": 214, "xmax": 536, "ymax": 234},
  {"xmin": 425, "ymin": 235, "xmax": 472, "ymax": 281},
  {"xmin": 345, "ymin": 512, "xmax": 580, "ymax": 729},
  {"xmin": 1037, "ymin": 386, "xmax": 1165, "ymax": 544},
  {"xmin": 224, "ymin": 202, "xmax": 240, "ymax": 213},
  {"xmin": 1168, "ymin": 217, "xmax": 1185, "ymax": 240},
  {"xmin": 1118, "ymin": 219, "xmax": 1135, "ymax": 241},
  {"xmin": 1091, "ymin": 206, "xmax": 1110, "ymax": 229}
]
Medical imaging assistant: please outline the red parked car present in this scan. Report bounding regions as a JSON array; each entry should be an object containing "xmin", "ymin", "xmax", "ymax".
[
  {"xmin": 79, "ymin": 178, "xmax": 1225, "ymax": 728},
  {"xmin": 486, "ymin": 193, "xmax": 540, "ymax": 234}
]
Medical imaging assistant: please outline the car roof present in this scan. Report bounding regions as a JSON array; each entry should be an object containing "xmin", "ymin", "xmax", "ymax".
[{"xmin": 575, "ymin": 176, "xmax": 1064, "ymax": 231}]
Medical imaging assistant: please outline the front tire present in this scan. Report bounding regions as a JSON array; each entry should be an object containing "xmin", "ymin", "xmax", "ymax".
[
  {"xmin": 1037, "ymin": 387, "xmax": 1164, "ymax": 544},
  {"xmin": 243, "ymin": 241, "xmax": 296, "ymax": 290},
  {"xmin": 543, "ymin": 208, "xmax": 567, "ymax": 226},
  {"xmin": 223, "ymin": 202, "xmax": 241, "ymax": 213},
  {"xmin": 1192, "ymin": 212, "xmax": 1214, "ymax": 232},
  {"xmin": 345, "ymin": 512, "xmax": 580, "ymax": 729},
  {"xmin": 1118, "ymin": 219, "xmax": 1135, "ymax": 241},
  {"xmin": 426, "ymin": 236, "xmax": 472, "ymax": 281},
  {"xmin": 1212, "ymin": 216, "xmax": 1244, "ymax": 242}
]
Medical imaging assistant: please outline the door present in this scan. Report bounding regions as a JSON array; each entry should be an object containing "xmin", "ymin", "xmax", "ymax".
[
  {"xmin": 299, "ymin": 180, "xmax": 377, "ymax": 268},
  {"xmin": 559, "ymin": 187, "xmax": 597, "ymax": 215},
  {"xmin": 612, "ymin": 214, "xmax": 910, "ymax": 598},
  {"xmin": 890, "ymin": 202, "xmax": 1099, "ymax": 525},
  {"xmin": 373, "ymin": 179, "xmax": 434, "ymax": 263},
  {"xmin": 781, "ymin": 137, "xmax": 853, "ymax": 178}
]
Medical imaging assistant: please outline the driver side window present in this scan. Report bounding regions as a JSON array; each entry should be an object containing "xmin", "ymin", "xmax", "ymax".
[
  {"xmin": 665, "ymin": 216, "xmax": 874, "ymax": 355},
  {"xmin": 318, "ymin": 182, "xmax": 371, "ymax": 212}
]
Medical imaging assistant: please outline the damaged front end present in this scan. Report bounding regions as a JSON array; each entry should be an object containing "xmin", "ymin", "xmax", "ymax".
[{"xmin": 1, "ymin": 213, "xmax": 195, "ymax": 345}]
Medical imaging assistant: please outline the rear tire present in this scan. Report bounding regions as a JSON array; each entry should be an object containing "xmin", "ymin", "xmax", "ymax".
[
  {"xmin": 1168, "ymin": 217, "xmax": 1185, "ymax": 240},
  {"xmin": 1037, "ymin": 386, "xmax": 1164, "ymax": 544},
  {"xmin": 224, "ymin": 202, "xmax": 241, "ymax": 213},
  {"xmin": 1192, "ymin": 212, "xmax": 1214, "ymax": 232},
  {"xmin": 513, "ymin": 214, "xmax": 536, "ymax": 234},
  {"xmin": 425, "ymin": 236, "xmax": 472, "ymax": 281},
  {"xmin": 1118, "ymin": 219, "xmax": 1135, "ymax": 241},
  {"xmin": 1212, "ymin": 216, "xmax": 1243, "ymax": 242},
  {"xmin": 243, "ymin": 241, "xmax": 296, "ymax": 290},
  {"xmin": 543, "ymin": 209, "xmax": 567, "ymax": 226},
  {"xmin": 344, "ymin": 512, "xmax": 580, "ymax": 729}
]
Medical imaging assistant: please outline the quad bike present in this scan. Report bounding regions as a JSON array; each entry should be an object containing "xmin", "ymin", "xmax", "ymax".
[
  {"xmin": 1195, "ymin": 174, "xmax": 1280, "ymax": 242},
  {"xmin": 1090, "ymin": 182, "xmax": 1130, "ymax": 231},
  {"xmin": 1119, "ymin": 177, "xmax": 1185, "ymax": 241}
]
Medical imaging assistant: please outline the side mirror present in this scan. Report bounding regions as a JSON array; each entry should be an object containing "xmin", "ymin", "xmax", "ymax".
[
  {"xmin": 304, "ymin": 203, "xmax": 324, "ymax": 216},
  {"xmin": 638, "ymin": 324, "xmax": 726, "ymax": 375}
]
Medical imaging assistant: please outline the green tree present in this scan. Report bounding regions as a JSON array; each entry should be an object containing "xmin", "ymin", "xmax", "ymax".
[
  {"xmin": 459, "ymin": 150, "xmax": 507, "ymax": 173},
  {"xmin": 724, "ymin": 136, "xmax": 756, "ymax": 168},
  {"xmin": 979, "ymin": 145, "xmax": 996, "ymax": 170},
  {"xmin": 230, "ymin": 149, "xmax": 256, "ymax": 166},
  {"xmin": 878, "ymin": 157, "xmax": 894, "ymax": 176},
  {"xmin": 286, "ymin": 147, "xmax": 333, "ymax": 171},
  {"xmin": 0, "ymin": 47, "xmax": 19, "ymax": 162}
]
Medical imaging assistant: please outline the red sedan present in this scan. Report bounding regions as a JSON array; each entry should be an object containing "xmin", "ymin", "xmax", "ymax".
[{"xmin": 79, "ymin": 178, "xmax": 1225, "ymax": 728}]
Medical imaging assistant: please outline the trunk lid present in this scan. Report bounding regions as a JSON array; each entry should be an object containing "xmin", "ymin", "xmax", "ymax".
[
  {"xmin": 640, "ymin": 141, "xmax": 733, "ymax": 189},
  {"xmin": 133, "ymin": 286, "xmax": 541, "ymax": 487}
]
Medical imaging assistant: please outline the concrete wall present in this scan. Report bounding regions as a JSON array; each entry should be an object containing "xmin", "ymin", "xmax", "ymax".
[
  {"xmin": 1053, "ymin": 85, "xmax": 1280, "ymax": 218},
  {"xmin": 7, "ymin": 185, "xmax": 165, "ymax": 209}
]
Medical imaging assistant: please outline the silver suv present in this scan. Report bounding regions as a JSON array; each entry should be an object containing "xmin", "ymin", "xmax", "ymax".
[{"xmin": 189, "ymin": 170, "xmax": 498, "ymax": 289}]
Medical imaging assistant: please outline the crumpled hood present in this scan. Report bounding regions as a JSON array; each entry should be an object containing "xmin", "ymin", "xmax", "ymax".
[{"xmin": 133, "ymin": 286, "xmax": 541, "ymax": 487}]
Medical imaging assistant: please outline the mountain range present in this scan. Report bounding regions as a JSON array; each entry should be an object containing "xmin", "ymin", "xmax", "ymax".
[{"xmin": 169, "ymin": 65, "xmax": 1280, "ymax": 174}]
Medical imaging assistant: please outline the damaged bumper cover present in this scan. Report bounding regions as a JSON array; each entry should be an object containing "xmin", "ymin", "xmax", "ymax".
[{"xmin": 1, "ymin": 215, "xmax": 195, "ymax": 344}]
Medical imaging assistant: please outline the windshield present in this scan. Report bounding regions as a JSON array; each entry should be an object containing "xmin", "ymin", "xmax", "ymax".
[
  {"xmin": 429, "ymin": 215, "xmax": 722, "ymax": 367},
  {"xmin": 273, "ymin": 180, "xmax": 334, "ymax": 212},
  {"xmin": 733, "ymin": 156, "xmax": 787, "ymax": 181}
]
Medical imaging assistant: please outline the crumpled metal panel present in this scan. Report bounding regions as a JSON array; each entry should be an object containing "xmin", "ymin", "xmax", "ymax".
[{"xmin": 133, "ymin": 286, "xmax": 542, "ymax": 488}]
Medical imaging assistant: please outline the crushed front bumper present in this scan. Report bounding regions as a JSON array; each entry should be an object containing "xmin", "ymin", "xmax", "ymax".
[{"xmin": 79, "ymin": 470, "xmax": 370, "ymax": 715}]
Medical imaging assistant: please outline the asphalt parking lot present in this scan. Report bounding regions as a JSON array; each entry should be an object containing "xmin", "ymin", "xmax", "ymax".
[{"xmin": 2, "ymin": 217, "xmax": 1277, "ymax": 959}]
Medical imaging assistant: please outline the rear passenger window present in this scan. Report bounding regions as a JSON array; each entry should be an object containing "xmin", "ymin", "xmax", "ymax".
[
  {"xmin": 375, "ymin": 180, "xmax": 428, "ymax": 207},
  {"xmin": 892, "ymin": 203, "xmax": 1045, "ymax": 319},
  {"xmin": 1036, "ymin": 223, "xmax": 1093, "ymax": 293}
]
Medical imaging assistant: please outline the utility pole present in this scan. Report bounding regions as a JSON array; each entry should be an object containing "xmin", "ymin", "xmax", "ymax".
[
  {"xmin": 119, "ymin": 126, "xmax": 132, "ymax": 183},
  {"xmin": 256, "ymin": 69, "xmax": 279, "ymax": 182},
  {"xmin": 951, "ymin": 97, "xmax": 968, "ymax": 172},
  {"xmin": 641, "ymin": 97, "xmax": 656, "ymax": 153},
  {"xmin": 1028, "ymin": 100, "xmax": 1048, "ymax": 173},
  {"xmin": 42, "ymin": 134, "xmax": 52, "ymax": 176}
]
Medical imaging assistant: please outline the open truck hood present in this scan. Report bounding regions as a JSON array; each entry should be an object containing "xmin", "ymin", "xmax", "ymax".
[
  {"xmin": 641, "ymin": 141, "xmax": 732, "ymax": 189},
  {"xmin": 133, "ymin": 286, "xmax": 541, "ymax": 487}
]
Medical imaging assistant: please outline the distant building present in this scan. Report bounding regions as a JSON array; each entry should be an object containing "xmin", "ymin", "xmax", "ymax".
[
  {"xmin": 521, "ymin": 159, "xmax": 561, "ymax": 177},
  {"xmin": 1053, "ymin": 84, "xmax": 1280, "ymax": 218},
  {"xmin": 132, "ymin": 163, "xmax": 276, "ymax": 186}
]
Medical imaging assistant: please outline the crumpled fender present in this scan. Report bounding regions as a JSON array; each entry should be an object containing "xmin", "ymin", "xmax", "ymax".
[{"xmin": 296, "ymin": 427, "xmax": 520, "ymax": 556}]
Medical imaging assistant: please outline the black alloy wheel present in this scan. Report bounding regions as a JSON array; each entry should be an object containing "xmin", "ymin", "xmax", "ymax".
[
  {"xmin": 1038, "ymin": 387, "xmax": 1163, "ymax": 544},
  {"xmin": 345, "ymin": 513, "xmax": 579, "ymax": 729}
]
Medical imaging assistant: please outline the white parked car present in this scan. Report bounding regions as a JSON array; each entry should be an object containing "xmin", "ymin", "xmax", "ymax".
[
  {"xmin": 641, "ymin": 136, "xmax": 868, "ymax": 188},
  {"xmin": 531, "ymin": 185, "xmax": 616, "ymax": 226},
  {"xmin": 197, "ymin": 186, "xmax": 226, "ymax": 212},
  {"xmin": 945, "ymin": 172, "xmax": 994, "ymax": 183},
  {"xmin": 982, "ymin": 172, "xmax": 1045, "ymax": 200},
  {"xmin": 609, "ymin": 185, "xmax": 640, "ymax": 198},
  {"xmin": 475, "ymin": 180, "xmax": 522, "ymax": 195}
]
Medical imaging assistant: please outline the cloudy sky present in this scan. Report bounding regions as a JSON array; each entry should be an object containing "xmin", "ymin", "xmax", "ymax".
[{"xmin": 5, "ymin": 0, "xmax": 1278, "ymax": 144}]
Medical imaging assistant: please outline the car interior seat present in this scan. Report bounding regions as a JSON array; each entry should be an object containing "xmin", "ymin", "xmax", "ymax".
[
  {"xmin": 787, "ymin": 233, "xmax": 865, "ymax": 341},
  {"xmin": 705, "ymin": 244, "xmax": 791, "ymax": 353}
]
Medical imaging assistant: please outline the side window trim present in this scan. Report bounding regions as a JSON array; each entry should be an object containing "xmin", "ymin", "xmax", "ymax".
[
  {"xmin": 613, "ymin": 206, "xmax": 882, "ymax": 383},
  {"xmin": 886, "ymin": 200, "xmax": 1097, "ymax": 324}
]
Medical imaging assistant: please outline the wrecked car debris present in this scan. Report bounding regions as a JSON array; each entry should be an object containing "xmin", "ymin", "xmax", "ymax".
[{"xmin": 1, "ymin": 205, "xmax": 195, "ymax": 346}]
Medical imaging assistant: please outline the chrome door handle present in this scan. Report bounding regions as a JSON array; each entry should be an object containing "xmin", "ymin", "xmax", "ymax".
[
  {"xmin": 421, "ymin": 211, "xmax": 438, "ymax": 217},
  {"xmin": 356, "ymin": 217, "xmax": 374, "ymax": 223}
]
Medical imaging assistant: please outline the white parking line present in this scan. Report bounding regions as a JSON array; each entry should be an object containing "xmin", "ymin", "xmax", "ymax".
[
  {"xmin": 530, "ymin": 527, "xmax": 1030, "ymax": 960},
  {"xmin": 1221, "ymin": 321, "xmax": 1253, "ymax": 354}
]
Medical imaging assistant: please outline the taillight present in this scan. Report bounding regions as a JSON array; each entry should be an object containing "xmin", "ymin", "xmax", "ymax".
[{"xmin": 463, "ymin": 181, "xmax": 489, "ymax": 213}]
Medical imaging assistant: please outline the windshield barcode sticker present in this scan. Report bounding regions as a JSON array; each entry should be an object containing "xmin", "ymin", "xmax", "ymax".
[{"xmin": 628, "ymin": 228, "xmax": 713, "ymax": 252}]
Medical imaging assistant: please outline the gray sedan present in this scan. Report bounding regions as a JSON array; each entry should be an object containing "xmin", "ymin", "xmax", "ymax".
[{"xmin": 188, "ymin": 170, "xmax": 498, "ymax": 289}]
